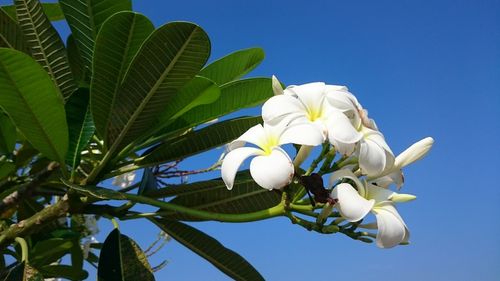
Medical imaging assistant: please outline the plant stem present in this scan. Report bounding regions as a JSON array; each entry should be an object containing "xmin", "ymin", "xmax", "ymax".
[
  {"xmin": 120, "ymin": 195, "xmax": 286, "ymax": 223},
  {"xmin": 14, "ymin": 237, "xmax": 28, "ymax": 262}
]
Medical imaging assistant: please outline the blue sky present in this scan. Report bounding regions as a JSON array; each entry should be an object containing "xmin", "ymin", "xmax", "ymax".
[{"xmin": 3, "ymin": 0, "xmax": 500, "ymax": 280}]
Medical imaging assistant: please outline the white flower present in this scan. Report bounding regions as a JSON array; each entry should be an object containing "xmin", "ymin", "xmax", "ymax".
[
  {"xmin": 112, "ymin": 171, "xmax": 136, "ymax": 188},
  {"xmin": 221, "ymin": 122, "xmax": 323, "ymax": 190},
  {"xmin": 329, "ymin": 170, "xmax": 415, "ymax": 248},
  {"xmin": 83, "ymin": 215, "xmax": 99, "ymax": 236},
  {"xmin": 370, "ymin": 137, "xmax": 434, "ymax": 189},
  {"xmin": 262, "ymin": 82, "xmax": 395, "ymax": 177}
]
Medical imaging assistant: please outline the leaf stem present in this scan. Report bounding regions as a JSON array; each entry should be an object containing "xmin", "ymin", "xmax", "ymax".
[{"xmin": 14, "ymin": 237, "xmax": 28, "ymax": 262}]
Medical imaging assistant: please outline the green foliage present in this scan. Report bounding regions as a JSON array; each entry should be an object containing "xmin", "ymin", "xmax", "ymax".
[
  {"xmin": 0, "ymin": 8, "xmax": 29, "ymax": 53},
  {"xmin": 151, "ymin": 219, "xmax": 265, "ymax": 281},
  {"xmin": 59, "ymin": 0, "xmax": 132, "ymax": 70},
  {"xmin": 65, "ymin": 88, "xmax": 95, "ymax": 172},
  {"xmin": 0, "ymin": 113, "xmax": 16, "ymax": 155},
  {"xmin": 14, "ymin": 0, "xmax": 76, "ymax": 99},
  {"xmin": 152, "ymin": 174, "xmax": 282, "ymax": 221},
  {"xmin": 91, "ymin": 11, "xmax": 154, "ymax": 139},
  {"xmin": 200, "ymin": 47, "xmax": 265, "ymax": 85},
  {"xmin": 0, "ymin": 1, "xmax": 281, "ymax": 279},
  {"xmin": 1, "ymin": 3, "xmax": 64, "ymax": 22},
  {"xmin": 0, "ymin": 48, "xmax": 68, "ymax": 164},
  {"xmin": 137, "ymin": 116, "xmax": 262, "ymax": 167},
  {"xmin": 97, "ymin": 229, "xmax": 155, "ymax": 281},
  {"xmin": 104, "ymin": 22, "xmax": 211, "ymax": 154}
]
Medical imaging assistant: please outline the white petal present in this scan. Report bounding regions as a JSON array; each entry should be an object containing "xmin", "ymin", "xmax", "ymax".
[
  {"xmin": 331, "ymin": 183, "xmax": 374, "ymax": 222},
  {"xmin": 327, "ymin": 112, "xmax": 362, "ymax": 155},
  {"xmin": 359, "ymin": 138, "xmax": 387, "ymax": 177},
  {"xmin": 272, "ymin": 75, "xmax": 284, "ymax": 96},
  {"xmin": 327, "ymin": 111, "xmax": 363, "ymax": 143},
  {"xmin": 390, "ymin": 193, "xmax": 416, "ymax": 203},
  {"xmin": 329, "ymin": 169, "xmax": 367, "ymax": 197},
  {"xmin": 250, "ymin": 147, "xmax": 294, "ymax": 190},
  {"xmin": 261, "ymin": 95, "xmax": 305, "ymax": 126},
  {"xmin": 324, "ymin": 88, "xmax": 358, "ymax": 112},
  {"xmin": 286, "ymin": 82, "xmax": 326, "ymax": 110},
  {"xmin": 221, "ymin": 147, "xmax": 262, "ymax": 190},
  {"xmin": 279, "ymin": 122, "xmax": 325, "ymax": 146},
  {"xmin": 371, "ymin": 170, "xmax": 404, "ymax": 189},
  {"xmin": 362, "ymin": 127, "xmax": 394, "ymax": 155},
  {"xmin": 372, "ymin": 203, "xmax": 410, "ymax": 248},
  {"xmin": 395, "ymin": 137, "xmax": 434, "ymax": 169},
  {"xmin": 365, "ymin": 182, "xmax": 396, "ymax": 203},
  {"xmin": 228, "ymin": 124, "xmax": 266, "ymax": 150}
]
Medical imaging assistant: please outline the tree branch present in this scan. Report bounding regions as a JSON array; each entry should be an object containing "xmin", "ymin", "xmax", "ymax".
[{"xmin": 0, "ymin": 162, "xmax": 60, "ymax": 215}]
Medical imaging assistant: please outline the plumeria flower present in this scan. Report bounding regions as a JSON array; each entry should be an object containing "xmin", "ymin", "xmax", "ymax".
[
  {"xmin": 221, "ymin": 122, "xmax": 323, "ymax": 190},
  {"xmin": 329, "ymin": 170, "xmax": 415, "ymax": 248},
  {"xmin": 112, "ymin": 171, "xmax": 136, "ymax": 188},
  {"xmin": 262, "ymin": 82, "xmax": 395, "ymax": 177},
  {"xmin": 370, "ymin": 137, "xmax": 434, "ymax": 189}
]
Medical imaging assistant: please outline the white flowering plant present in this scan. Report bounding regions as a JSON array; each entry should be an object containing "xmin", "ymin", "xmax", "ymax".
[{"xmin": 0, "ymin": 0, "xmax": 432, "ymax": 280}]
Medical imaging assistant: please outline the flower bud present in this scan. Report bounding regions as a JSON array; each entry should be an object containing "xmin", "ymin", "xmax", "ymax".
[
  {"xmin": 394, "ymin": 137, "xmax": 434, "ymax": 169},
  {"xmin": 271, "ymin": 75, "xmax": 284, "ymax": 96}
]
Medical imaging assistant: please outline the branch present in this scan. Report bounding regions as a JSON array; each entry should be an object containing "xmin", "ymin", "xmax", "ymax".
[
  {"xmin": 0, "ymin": 194, "xmax": 79, "ymax": 249},
  {"xmin": 0, "ymin": 162, "xmax": 60, "ymax": 215}
]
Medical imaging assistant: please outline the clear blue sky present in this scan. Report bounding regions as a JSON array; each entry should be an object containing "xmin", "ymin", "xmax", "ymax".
[{"xmin": 5, "ymin": 0, "xmax": 500, "ymax": 280}]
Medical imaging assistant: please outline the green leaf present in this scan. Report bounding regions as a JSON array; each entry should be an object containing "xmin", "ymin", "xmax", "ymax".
[
  {"xmin": 65, "ymin": 88, "xmax": 95, "ymax": 171},
  {"xmin": 159, "ymin": 75, "xmax": 220, "ymax": 122},
  {"xmin": 0, "ymin": 48, "xmax": 68, "ymax": 164},
  {"xmin": 137, "ymin": 116, "xmax": 261, "ymax": 167},
  {"xmin": 15, "ymin": 0, "xmax": 76, "ymax": 99},
  {"xmin": 0, "ymin": 8, "xmax": 29, "ymax": 54},
  {"xmin": 30, "ymin": 238, "xmax": 73, "ymax": 267},
  {"xmin": 61, "ymin": 178, "xmax": 126, "ymax": 200},
  {"xmin": 97, "ymin": 228, "xmax": 155, "ymax": 281},
  {"xmin": 105, "ymin": 22, "xmax": 211, "ymax": 154},
  {"xmin": 0, "ymin": 160, "xmax": 14, "ymax": 180},
  {"xmin": 156, "ymin": 175, "xmax": 282, "ymax": 221},
  {"xmin": 138, "ymin": 168, "xmax": 157, "ymax": 195},
  {"xmin": 0, "ymin": 113, "xmax": 16, "ymax": 155},
  {"xmin": 59, "ymin": 0, "xmax": 132, "ymax": 70},
  {"xmin": 91, "ymin": 11, "xmax": 154, "ymax": 138},
  {"xmin": 150, "ymin": 219, "xmax": 265, "ymax": 281},
  {"xmin": 164, "ymin": 78, "xmax": 273, "ymax": 134},
  {"xmin": 66, "ymin": 35, "xmax": 88, "ymax": 87},
  {"xmin": 38, "ymin": 264, "xmax": 88, "ymax": 281},
  {"xmin": 1, "ymin": 3, "xmax": 64, "ymax": 22},
  {"xmin": 200, "ymin": 48, "xmax": 265, "ymax": 85}
]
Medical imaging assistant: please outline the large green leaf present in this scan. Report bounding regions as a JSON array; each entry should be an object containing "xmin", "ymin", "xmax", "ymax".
[
  {"xmin": 97, "ymin": 228, "xmax": 155, "ymax": 281},
  {"xmin": 66, "ymin": 34, "xmax": 87, "ymax": 86},
  {"xmin": 0, "ymin": 160, "xmax": 15, "ymax": 180},
  {"xmin": 150, "ymin": 219, "xmax": 265, "ymax": 281},
  {"xmin": 0, "ymin": 113, "xmax": 16, "ymax": 155},
  {"xmin": 164, "ymin": 78, "xmax": 273, "ymax": 134},
  {"xmin": 59, "ymin": 0, "xmax": 132, "ymax": 70},
  {"xmin": 200, "ymin": 47, "xmax": 265, "ymax": 85},
  {"xmin": 159, "ymin": 75, "xmax": 220, "ymax": 122},
  {"xmin": 105, "ymin": 22, "xmax": 211, "ymax": 154},
  {"xmin": 38, "ymin": 264, "xmax": 88, "ymax": 281},
  {"xmin": 0, "ymin": 48, "xmax": 68, "ymax": 164},
  {"xmin": 137, "ymin": 116, "xmax": 261, "ymax": 167},
  {"xmin": 30, "ymin": 238, "xmax": 73, "ymax": 267},
  {"xmin": 0, "ymin": 8, "xmax": 29, "ymax": 54},
  {"xmin": 158, "ymin": 176, "xmax": 282, "ymax": 221},
  {"xmin": 91, "ymin": 11, "xmax": 154, "ymax": 138},
  {"xmin": 138, "ymin": 168, "xmax": 157, "ymax": 195},
  {"xmin": 65, "ymin": 88, "xmax": 95, "ymax": 171},
  {"xmin": 15, "ymin": 0, "xmax": 76, "ymax": 99},
  {"xmin": 1, "ymin": 3, "xmax": 64, "ymax": 22}
]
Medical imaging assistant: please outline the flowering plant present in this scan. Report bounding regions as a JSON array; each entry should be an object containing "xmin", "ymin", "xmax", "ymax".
[{"xmin": 0, "ymin": 0, "xmax": 432, "ymax": 279}]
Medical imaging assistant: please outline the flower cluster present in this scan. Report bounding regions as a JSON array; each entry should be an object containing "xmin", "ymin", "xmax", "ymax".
[{"xmin": 221, "ymin": 77, "xmax": 433, "ymax": 248}]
